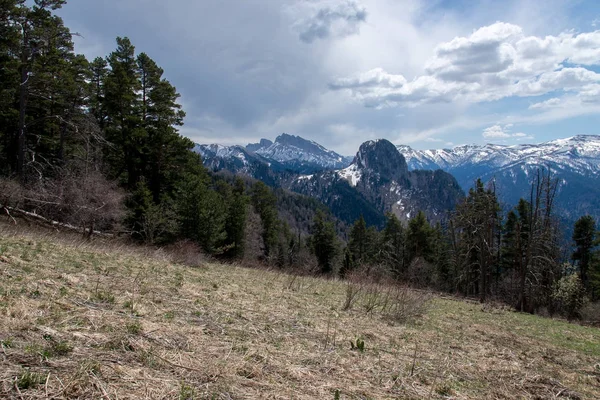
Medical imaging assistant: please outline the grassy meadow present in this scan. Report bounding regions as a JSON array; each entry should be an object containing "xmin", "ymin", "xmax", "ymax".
[{"xmin": 0, "ymin": 224, "xmax": 599, "ymax": 399}]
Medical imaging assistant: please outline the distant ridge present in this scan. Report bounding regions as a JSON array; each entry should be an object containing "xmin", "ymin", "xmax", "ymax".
[
  {"xmin": 397, "ymin": 135, "xmax": 600, "ymax": 223},
  {"xmin": 247, "ymin": 133, "xmax": 353, "ymax": 170}
]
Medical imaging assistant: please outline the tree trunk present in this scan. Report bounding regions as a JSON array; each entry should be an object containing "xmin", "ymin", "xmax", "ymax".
[{"xmin": 17, "ymin": 51, "xmax": 29, "ymax": 180}]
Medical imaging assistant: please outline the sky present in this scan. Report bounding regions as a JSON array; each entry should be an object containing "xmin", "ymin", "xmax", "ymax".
[{"xmin": 57, "ymin": 0, "xmax": 600, "ymax": 155}]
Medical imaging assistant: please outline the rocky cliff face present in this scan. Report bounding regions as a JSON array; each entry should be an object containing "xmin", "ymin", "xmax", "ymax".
[{"xmin": 293, "ymin": 139, "xmax": 464, "ymax": 224}]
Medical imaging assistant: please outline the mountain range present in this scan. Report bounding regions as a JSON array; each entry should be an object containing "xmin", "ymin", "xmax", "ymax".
[
  {"xmin": 194, "ymin": 133, "xmax": 600, "ymax": 229},
  {"xmin": 290, "ymin": 139, "xmax": 463, "ymax": 225},
  {"xmin": 247, "ymin": 133, "xmax": 353, "ymax": 170},
  {"xmin": 195, "ymin": 135, "xmax": 463, "ymax": 226},
  {"xmin": 397, "ymin": 135, "xmax": 600, "ymax": 223},
  {"xmin": 195, "ymin": 133, "xmax": 351, "ymax": 176}
]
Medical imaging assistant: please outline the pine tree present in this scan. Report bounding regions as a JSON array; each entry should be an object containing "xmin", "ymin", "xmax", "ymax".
[
  {"xmin": 89, "ymin": 57, "xmax": 109, "ymax": 130},
  {"xmin": 572, "ymin": 215, "xmax": 597, "ymax": 289},
  {"xmin": 176, "ymin": 172, "xmax": 227, "ymax": 254},
  {"xmin": 348, "ymin": 215, "xmax": 367, "ymax": 265},
  {"xmin": 406, "ymin": 211, "xmax": 434, "ymax": 264},
  {"xmin": 590, "ymin": 248, "xmax": 600, "ymax": 301},
  {"xmin": 381, "ymin": 213, "xmax": 405, "ymax": 277},
  {"xmin": 499, "ymin": 171, "xmax": 561, "ymax": 312},
  {"xmin": 104, "ymin": 37, "xmax": 142, "ymax": 187},
  {"xmin": 340, "ymin": 247, "xmax": 353, "ymax": 278},
  {"xmin": 310, "ymin": 210, "xmax": 338, "ymax": 274},
  {"xmin": 501, "ymin": 205, "xmax": 528, "ymax": 303},
  {"xmin": 136, "ymin": 51, "xmax": 188, "ymax": 202},
  {"xmin": 0, "ymin": 0, "xmax": 87, "ymax": 178},
  {"xmin": 251, "ymin": 181, "xmax": 280, "ymax": 260},
  {"xmin": 225, "ymin": 178, "xmax": 249, "ymax": 259},
  {"xmin": 431, "ymin": 222, "xmax": 453, "ymax": 290},
  {"xmin": 452, "ymin": 179, "xmax": 500, "ymax": 301}
]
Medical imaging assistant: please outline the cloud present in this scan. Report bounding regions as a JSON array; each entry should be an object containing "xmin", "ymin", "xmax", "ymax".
[
  {"xmin": 425, "ymin": 22, "xmax": 523, "ymax": 82},
  {"xmin": 423, "ymin": 137, "xmax": 445, "ymax": 142},
  {"xmin": 56, "ymin": 0, "xmax": 598, "ymax": 154},
  {"xmin": 294, "ymin": 1, "xmax": 367, "ymax": 43},
  {"xmin": 329, "ymin": 67, "xmax": 406, "ymax": 89},
  {"xmin": 529, "ymin": 97, "xmax": 561, "ymax": 109},
  {"xmin": 330, "ymin": 22, "xmax": 600, "ymax": 108},
  {"xmin": 483, "ymin": 125, "xmax": 512, "ymax": 138},
  {"xmin": 482, "ymin": 124, "xmax": 532, "ymax": 140}
]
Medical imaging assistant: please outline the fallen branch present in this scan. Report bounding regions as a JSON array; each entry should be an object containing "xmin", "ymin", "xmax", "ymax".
[
  {"xmin": 0, "ymin": 204, "xmax": 113, "ymax": 237},
  {"xmin": 2, "ymin": 206, "xmax": 17, "ymax": 225}
]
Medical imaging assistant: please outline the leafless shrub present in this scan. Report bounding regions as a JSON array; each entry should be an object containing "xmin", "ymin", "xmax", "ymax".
[
  {"xmin": 163, "ymin": 240, "xmax": 206, "ymax": 268},
  {"xmin": 26, "ymin": 168, "xmax": 125, "ymax": 235},
  {"xmin": 406, "ymin": 257, "xmax": 437, "ymax": 288},
  {"xmin": 0, "ymin": 178, "xmax": 25, "ymax": 222},
  {"xmin": 341, "ymin": 267, "xmax": 431, "ymax": 324},
  {"xmin": 0, "ymin": 167, "xmax": 125, "ymax": 236},
  {"xmin": 382, "ymin": 286, "xmax": 431, "ymax": 323},
  {"xmin": 342, "ymin": 280, "xmax": 363, "ymax": 311}
]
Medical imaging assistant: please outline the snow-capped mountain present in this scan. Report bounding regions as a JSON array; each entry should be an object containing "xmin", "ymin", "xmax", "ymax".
[
  {"xmin": 195, "ymin": 133, "xmax": 352, "ymax": 175},
  {"xmin": 397, "ymin": 135, "xmax": 600, "ymax": 223},
  {"xmin": 398, "ymin": 135, "xmax": 600, "ymax": 176},
  {"xmin": 247, "ymin": 133, "xmax": 353, "ymax": 171},
  {"xmin": 194, "ymin": 144, "xmax": 252, "ymax": 166},
  {"xmin": 292, "ymin": 139, "xmax": 464, "ymax": 224},
  {"xmin": 193, "ymin": 143, "xmax": 288, "ymax": 186}
]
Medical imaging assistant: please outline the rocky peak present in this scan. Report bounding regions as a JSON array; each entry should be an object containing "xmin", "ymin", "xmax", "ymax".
[
  {"xmin": 274, "ymin": 133, "xmax": 309, "ymax": 147},
  {"xmin": 354, "ymin": 139, "xmax": 409, "ymax": 180},
  {"xmin": 246, "ymin": 138, "xmax": 273, "ymax": 153},
  {"xmin": 246, "ymin": 133, "xmax": 351, "ymax": 170}
]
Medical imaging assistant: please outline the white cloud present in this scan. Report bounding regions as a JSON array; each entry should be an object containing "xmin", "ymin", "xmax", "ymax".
[
  {"xmin": 425, "ymin": 22, "xmax": 523, "ymax": 81},
  {"xmin": 529, "ymin": 97, "xmax": 561, "ymax": 109},
  {"xmin": 483, "ymin": 125, "xmax": 512, "ymax": 138},
  {"xmin": 482, "ymin": 124, "xmax": 532, "ymax": 140},
  {"xmin": 329, "ymin": 67, "xmax": 407, "ymax": 89},
  {"xmin": 330, "ymin": 22, "xmax": 600, "ymax": 108}
]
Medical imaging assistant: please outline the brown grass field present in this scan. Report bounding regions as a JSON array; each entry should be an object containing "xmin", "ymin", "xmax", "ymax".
[{"xmin": 0, "ymin": 223, "xmax": 599, "ymax": 399}]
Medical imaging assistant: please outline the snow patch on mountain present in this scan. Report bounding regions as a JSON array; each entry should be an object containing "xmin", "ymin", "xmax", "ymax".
[
  {"xmin": 337, "ymin": 163, "xmax": 362, "ymax": 186},
  {"xmin": 194, "ymin": 144, "xmax": 251, "ymax": 165}
]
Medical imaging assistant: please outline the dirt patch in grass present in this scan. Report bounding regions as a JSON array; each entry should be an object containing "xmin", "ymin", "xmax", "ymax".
[{"xmin": 1, "ymin": 224, "xmax": 599, "ymax": 399}]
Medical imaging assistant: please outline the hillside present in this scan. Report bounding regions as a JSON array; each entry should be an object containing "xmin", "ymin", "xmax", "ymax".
[{"xmin": 1, "ymin": 227, "xmax": 599, "ymax": 399}]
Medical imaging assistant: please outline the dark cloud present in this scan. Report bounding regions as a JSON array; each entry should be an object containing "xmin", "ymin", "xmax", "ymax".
[
  {"xmin": 296, "ymin": 1, "xmax": 367, "ymax": 43},
  {"xmin": 58, "ymin": 0, "xmax": 325, "ymax": 131}
]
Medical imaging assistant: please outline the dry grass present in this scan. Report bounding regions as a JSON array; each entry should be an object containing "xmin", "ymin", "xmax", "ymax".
[{"xmin": 0, "ymin": 223, "xmax": 599, "ymax": 399}]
